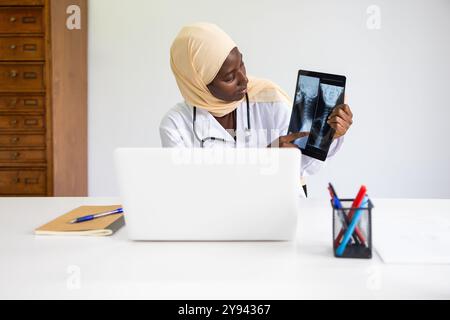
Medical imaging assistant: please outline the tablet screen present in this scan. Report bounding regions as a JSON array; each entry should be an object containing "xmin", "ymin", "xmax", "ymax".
[{"xmin": 288, "ymin": 70, "xmax": 346, "ymax": 161}]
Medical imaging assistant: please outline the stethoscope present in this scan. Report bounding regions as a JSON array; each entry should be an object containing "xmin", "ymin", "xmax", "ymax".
[{"xmin": 193, "ymin": 93, "xmax": 251, "ymax": 148}]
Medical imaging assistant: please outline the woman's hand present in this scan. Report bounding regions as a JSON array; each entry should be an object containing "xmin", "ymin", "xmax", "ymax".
[
  {"xmin": 268, "ymin": 132, "xmax": 310, "ymax": 148},
  {"xmin": 327, "ymin": 104, "xmax": 353, "ymax": 140}
]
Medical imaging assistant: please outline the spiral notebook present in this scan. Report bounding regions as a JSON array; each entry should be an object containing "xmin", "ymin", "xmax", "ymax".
[{"xmin": 35, "ymin": 205, "xmax": 125, "ymax": 237}]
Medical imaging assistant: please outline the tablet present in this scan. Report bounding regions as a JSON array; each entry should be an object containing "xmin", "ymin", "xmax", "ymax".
[{"xmin": 288, "ymin": 70, "xmax": 346, "ymax": 161}]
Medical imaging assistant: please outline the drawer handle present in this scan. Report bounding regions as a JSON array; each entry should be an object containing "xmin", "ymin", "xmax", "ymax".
[
  {"xmin": 23, "ymin": 44, "xmax": 37, "ymax": 51},
  {"xmin": 10, "ymin": 137, "xmax": 20, "ymax": 144},
  {"xmin": 25, "ymin": 119, "xmax": 38, "ymax": 126},
  {"xmin": 10, "ymin": 119, "xmax": 18, "ymax": 126},
  {"xmin": 10, "ymin": 16, "xmax": 17, "ymax": 23},
  {"xmin": 23, "ymin": 72, "xmax": 37, "ymax": 79},
  {"xmin": 10, "ymin": 44, "xmax": 17, "ymax": 50},
  {"xmin": 9, "ymin": 99, "xmax": 18, "ymax": 107},
  {"xmin": 25, "ymin": 178, "xmax": 39, "ymax": 185},
  {"xmin": 10, "ymin": 70, "xmax": 18, "ymax": 78},
  {"xmin": 22, "ymin": 16, "xmax": 37, "ymax": 24},
  {"xmin": 12, "ymin": 178, "xmax": 39, "ymax": 185},
  {"xmin": 11, "ymin": 152, "xmax": 21, "ymax": 160},
  {"xmin": 24, "ymin": 99, "xmax": 38, "ymax": 106}
]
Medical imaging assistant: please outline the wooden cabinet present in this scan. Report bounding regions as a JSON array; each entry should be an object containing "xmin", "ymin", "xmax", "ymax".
[{"xmin": 0, "ymin": 0, "xmax": 87, "ymax": 197}]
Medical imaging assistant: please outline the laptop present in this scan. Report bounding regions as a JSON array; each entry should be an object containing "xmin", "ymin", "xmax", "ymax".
[{"xmin": 114, "ymin": 148, "xmax": 303, "ymax": 241}]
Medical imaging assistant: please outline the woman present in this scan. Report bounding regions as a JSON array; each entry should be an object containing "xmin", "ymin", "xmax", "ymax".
[{"xmin": 160, "ymin": 22, "xmax": 353, "ymax": 196}]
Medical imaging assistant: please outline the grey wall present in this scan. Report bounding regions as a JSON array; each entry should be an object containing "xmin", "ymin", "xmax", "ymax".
[{"xmin": 88, "ymin": 0, "xmax": 450, "ymax": 198}]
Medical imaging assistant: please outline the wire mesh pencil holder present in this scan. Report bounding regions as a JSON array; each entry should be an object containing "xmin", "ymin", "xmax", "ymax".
[{"xmin": 331, "ymin": 198, "xmax": 374, "ymax": 259}]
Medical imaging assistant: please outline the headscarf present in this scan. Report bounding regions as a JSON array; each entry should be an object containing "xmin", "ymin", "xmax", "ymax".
[{"xmin": 170, "ymin": 22, "xmax": 291, "ymax": 117}]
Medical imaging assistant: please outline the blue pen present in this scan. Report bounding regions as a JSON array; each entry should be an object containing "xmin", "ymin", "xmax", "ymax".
[
  {"xmin": 329, "ymin": 183, "xmax": 360, "ymax": 245},
  {"xmin": 69, "ymin": 208, "xmax": 123, "ymax": 224},
  {"xmin": 336, "ymin": 196, "xmax": 369, "ymax": 257},
  {"xmin": 333, "ymin": 196, "xmax": 360, "ymax": 245}
]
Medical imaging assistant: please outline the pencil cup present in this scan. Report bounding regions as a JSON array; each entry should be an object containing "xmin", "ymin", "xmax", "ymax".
[{"xmin": 331, "ymin": 198, "xmax": 374, "ymax": 259}]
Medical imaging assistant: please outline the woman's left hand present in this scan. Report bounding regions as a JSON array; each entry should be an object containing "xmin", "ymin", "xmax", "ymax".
[{"xmin": 327, "ymin": 104, "xmax": 353, "ymax": 140}]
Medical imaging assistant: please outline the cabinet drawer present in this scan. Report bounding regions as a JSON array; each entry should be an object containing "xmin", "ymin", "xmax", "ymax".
[
  {"xmin": 0, "ymin": 168, "xmax": 46, "ymax": 195},
  {"xmin": 0, "ymin": 94, "xmax": 44, "ymax": 112},
  {"xmin": 0, "ymin": 7, "xmax": 43, "ymax": 34},
  {"xmin": 0, "ymin": 37, "xmax": 44, "ymax": 61},
  {"xmin": 0, "ymin": 115, "xmax": 44, "ymax": 130},
  {"xmin": 0, "ymin": 63, "xmax": 44, "ymax": 91},
  {"xmin": 0, "ymin": 1, "xmax": 44, "ymax": 5},
  {"xmin": 0, "ymin": 133, "xmax": 45, "ymax": 147},
  {"xmin": 0, "ymin": 149, "xmax": 45, "ymax": 162}
]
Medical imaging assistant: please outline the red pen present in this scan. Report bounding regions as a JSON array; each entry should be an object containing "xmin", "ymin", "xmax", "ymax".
[{"xmin": 334, "ymin": 185, "xmax": 368, "ymax": 247}]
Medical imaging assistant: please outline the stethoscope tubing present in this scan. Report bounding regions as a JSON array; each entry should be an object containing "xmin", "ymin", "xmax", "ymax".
[{"xmin": 193, "ymin": 93, "xmax": 250, "ymax": 148}]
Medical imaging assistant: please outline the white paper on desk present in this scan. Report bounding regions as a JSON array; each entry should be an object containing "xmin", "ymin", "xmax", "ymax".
[{"xmin": 374, "ymin": 210, "xmax": 450, "ymax": 264}]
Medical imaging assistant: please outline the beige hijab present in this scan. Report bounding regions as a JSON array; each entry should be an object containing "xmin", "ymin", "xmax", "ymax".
[{"xmin": 170, "ymin": 22, "xmax": 291, "ymax": 117}]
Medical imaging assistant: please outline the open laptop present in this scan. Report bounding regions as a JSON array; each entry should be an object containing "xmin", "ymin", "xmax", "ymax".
[{"xmin": 114, "ymin": 148, "xmax": 303, "ymax": 241}]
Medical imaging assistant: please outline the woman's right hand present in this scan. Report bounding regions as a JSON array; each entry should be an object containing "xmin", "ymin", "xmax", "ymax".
[{"xmin": 268, "ymin": 132, "xmax": 310, "ymax": 148}]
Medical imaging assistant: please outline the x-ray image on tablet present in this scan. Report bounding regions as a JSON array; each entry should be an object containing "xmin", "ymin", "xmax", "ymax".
[{"xmin": 288, "ymin": 70, "xmax": 346, "ymax": 161}]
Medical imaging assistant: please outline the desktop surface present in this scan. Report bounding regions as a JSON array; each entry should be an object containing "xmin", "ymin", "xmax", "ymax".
[{"xmin": 0, "ymin": 197, "xmax": 449, "ymax": 300}]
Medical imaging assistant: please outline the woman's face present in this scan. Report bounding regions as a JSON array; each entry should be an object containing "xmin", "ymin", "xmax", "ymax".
[{"xmin": 207, "ymin": 47, "xmax": 249, "ymax": 103}]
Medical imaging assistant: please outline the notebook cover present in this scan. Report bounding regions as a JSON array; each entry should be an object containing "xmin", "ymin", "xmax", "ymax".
[{"xmin": 35, "ymin": 205, "xmax": 125, "ymax": 236}]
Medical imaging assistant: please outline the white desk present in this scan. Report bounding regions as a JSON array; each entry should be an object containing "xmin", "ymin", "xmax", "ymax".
[{"xmin": 0, "ymin": 197, "xmax": 449, "ymax": 300}]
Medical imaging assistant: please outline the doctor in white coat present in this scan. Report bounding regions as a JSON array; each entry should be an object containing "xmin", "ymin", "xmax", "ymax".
[{"xmin": 160, "ymin": 23, "xmax": 353, "ymax": 197}]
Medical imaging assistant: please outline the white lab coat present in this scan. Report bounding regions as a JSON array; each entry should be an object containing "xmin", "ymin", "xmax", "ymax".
[{"xmin": 159, "ymin": 99, "xmax": 344, "ymax": 179}]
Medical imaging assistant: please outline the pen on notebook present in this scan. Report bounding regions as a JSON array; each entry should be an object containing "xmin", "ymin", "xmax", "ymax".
[{"xmin": 69, "ymin": 208, "xmax": 123, "ymax": 224}]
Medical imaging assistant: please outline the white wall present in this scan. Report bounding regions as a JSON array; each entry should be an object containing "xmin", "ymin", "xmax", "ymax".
[{"xmin": 88, "ymin": 0, "xmax": 450, "ymax": 198}]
